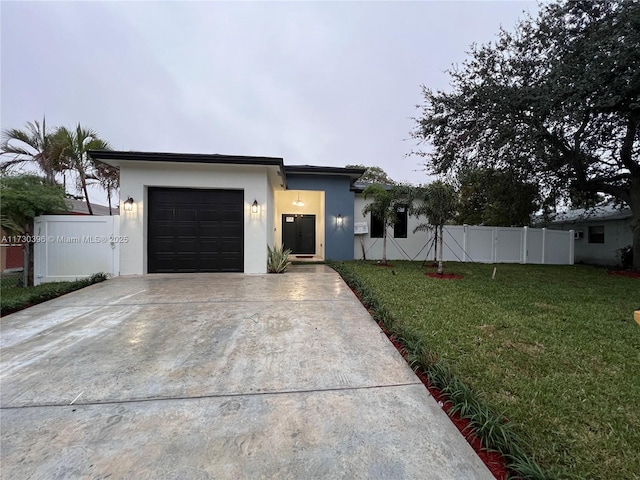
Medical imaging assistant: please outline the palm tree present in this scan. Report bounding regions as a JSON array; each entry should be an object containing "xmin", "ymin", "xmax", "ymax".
[
  {"xmin": 362, "ymin": 184, "xmax": 406, "ymax": 265},
  {"xmin": 94, "ymin": 161, "xmax": 119, "ymax": 215},
  {"xmin": 0, "ymin": 118, "xmax": 65, "ymax": 184},
  {"xmin": 411, "ymin": 181, "xmax": 458, "ymax": 274},
  {"xmin": 53, "ymin": 124, "xmax": 111, "ymax": 215}
]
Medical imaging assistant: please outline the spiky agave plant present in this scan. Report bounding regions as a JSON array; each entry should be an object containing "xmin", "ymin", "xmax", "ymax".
[{"xmin": 267, "ymin": 245, "xmax": 292, "ymax": 273}]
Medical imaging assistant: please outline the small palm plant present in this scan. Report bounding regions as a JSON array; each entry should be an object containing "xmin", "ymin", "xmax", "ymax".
[
  {"xmin": 267, "ymin": 245, "xmax": 292, "ymax": 273},
  {"xmin": 410, "ymin": 181, "xmax": 458, "ymax": 274},
  {"xmin": 362, "ymin": 184, "xmax": 408, "ymax": 265}
]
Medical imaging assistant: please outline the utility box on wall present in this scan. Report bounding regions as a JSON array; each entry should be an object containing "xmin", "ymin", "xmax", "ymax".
[{"xmin": 354, "ymin": 222, "xmax": 368, "ymax": 235}]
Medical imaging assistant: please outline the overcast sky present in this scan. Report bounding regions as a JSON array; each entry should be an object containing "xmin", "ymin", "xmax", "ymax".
[{"xmin": 1, "ymin": 0, "xmax": 539, "ymax": 204}]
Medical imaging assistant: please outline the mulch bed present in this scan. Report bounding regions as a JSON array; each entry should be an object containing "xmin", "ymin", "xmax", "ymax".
[
  {"xmin": 607, "ymin": 270, "xmax": 640, "ymax": 279},
  {"xmin": 425, "ymin": 272, "xmax": 464, "ymax": 280}
]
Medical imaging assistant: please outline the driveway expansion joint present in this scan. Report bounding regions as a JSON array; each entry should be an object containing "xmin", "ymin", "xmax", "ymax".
[
  {"xmin": 1, "ymin": 381, "xmax": 425, "ymax": 410},
  {"xmin": 42, "ymin": 299, "xmax": 363, "ymax": 308}
]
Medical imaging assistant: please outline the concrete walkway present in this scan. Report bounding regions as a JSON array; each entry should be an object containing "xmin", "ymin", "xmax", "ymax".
[{"xmin": 0, "ymin": 265, "xmax": 493, "ymax": 479}]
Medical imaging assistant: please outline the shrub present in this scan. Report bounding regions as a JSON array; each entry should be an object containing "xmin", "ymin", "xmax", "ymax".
[
  {"xmin": 1, "ymin": 272, "xmax": 109, "ymax": 316},
  {"xmin": 267, "ymin": 245, "xmax": 292, "ymax": 273},
  {"xmin": 616, "ymin": 244, "xmax": 633, "ymax": 269}
]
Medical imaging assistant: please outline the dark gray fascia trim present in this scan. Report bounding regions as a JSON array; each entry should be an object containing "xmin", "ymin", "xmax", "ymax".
[
  {"xmin": 88, "ymin": 150, "xmax": 284, "ymax": 166},
  {"xmin": 285, "ymin": 166, "xmax": 365, "ymax": 187},
  {"xmin": 285, "ymin": 165, "xmax": 366, "ymax": 176}
]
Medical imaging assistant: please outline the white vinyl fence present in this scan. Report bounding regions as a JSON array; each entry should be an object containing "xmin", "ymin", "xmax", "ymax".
[
  {"xmin": 33, "ymin": 215, "xmax": 120, "ymax": 285},
  {"xmin": 357, "ymin": 225, "xmax": 574, "ymax": 265}
]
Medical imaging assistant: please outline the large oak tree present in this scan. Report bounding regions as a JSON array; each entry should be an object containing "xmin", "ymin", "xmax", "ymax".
[
  {"xmin": 456, "ymin": 167, "xmax": 540, "ymax": 227},
  {"xmin": 412, "ymin": 0, "xmax": 640, "ymax": 269}
]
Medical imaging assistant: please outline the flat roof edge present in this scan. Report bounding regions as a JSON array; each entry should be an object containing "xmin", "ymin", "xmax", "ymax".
[
  {"xmin": 284, "ymin": 165, "xmax": 366, "ymax": 176},
  {"xmin": 88, "ymin": 150, "xmax": 284, "ymax": 167}
]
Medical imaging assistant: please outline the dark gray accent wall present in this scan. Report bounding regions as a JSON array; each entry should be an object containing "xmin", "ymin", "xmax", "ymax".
[{"xmin": 286, "ymin": 174, "xmax": 355, "ymax": 260}]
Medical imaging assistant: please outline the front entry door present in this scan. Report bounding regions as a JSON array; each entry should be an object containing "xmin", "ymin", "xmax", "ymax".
[{"xmin": 282, "ymin": 214, "xmax": 316, "ymax": 254}]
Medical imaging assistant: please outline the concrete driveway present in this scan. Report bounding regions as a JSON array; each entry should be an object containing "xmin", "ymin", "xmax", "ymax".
[{"xmin": 0, "ymin": 265, "xmax": 493, "ymax": 479}]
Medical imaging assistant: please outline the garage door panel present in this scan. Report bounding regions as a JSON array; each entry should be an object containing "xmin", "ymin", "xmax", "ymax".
[
  {"xmin": 220, "ymin": 210, "xmax": 241, "ymax": 221},
  {"xmin": 220, "ymin": 240, "xmax": 242, "ymax": 252},
  {"xmin": 198, "ymin": 238, "xmax": 220, "ymax": 247},
  {"xmin": 152, "ymin": 226, "xmax": 175, "ymax": 238},
  {"xmin": 176, "ymin": 209, "xmax": 198, "ymax": 222},
  {"xmin": 199, "ymin": 224, "xmax": 219, "ymax": 236},
  {"xmin": 152, "ymin": 190, "xmax": 179, "ymax": 202},
  {"xmin": 175, "ymin": 224, "xmax": 198, "ymax": 236},
  {"xmin": 175, "ymin": 255, "xmax": 199, "ymax": 271},
  {"xmin": 148, "ymin": 188, "xmax": 243, "ymax": 273},
  {"xmin": 199, "ymin": 209, "xmax": 220, "ymax": 221},
  {"xmin": 153, "ymin": 238, "xmax": 175, "ymax": 253},
  {"xmin": 176, "ymin": 238, "xmax": 198, "ymax": 252},
  {"xmin": 151, "ymin": 208, "xmax": 175, "ymax": 222}
]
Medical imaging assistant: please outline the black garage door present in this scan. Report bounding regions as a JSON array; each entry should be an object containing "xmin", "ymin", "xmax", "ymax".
[{"xmin": 148, "ymin": 188, "xmax": 244, "ymax": 273}]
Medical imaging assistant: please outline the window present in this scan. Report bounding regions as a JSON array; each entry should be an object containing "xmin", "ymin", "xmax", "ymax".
[
  {"xmin": 394, "ymin": 205, "xmax": 408, "ymax": 238},
  {"xmin": 370, "ymin": 206, "xmax": 408, "ymax": 239},
  {"xmin": 371, "ymin": 212, "xmax": 384, "ymax": 238},
  {"xmin": 588, "ymin": 225, "xmax": 605, "ymax": 244}
]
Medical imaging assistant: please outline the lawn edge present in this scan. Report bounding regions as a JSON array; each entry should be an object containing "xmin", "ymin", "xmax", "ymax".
[
  {"xmin": 329, "ymin": 260, "xmax": 556, "ymax": 480},
  {"xmin": 0, "ymin": 272, "xmax": 110, "ymax": 316}
]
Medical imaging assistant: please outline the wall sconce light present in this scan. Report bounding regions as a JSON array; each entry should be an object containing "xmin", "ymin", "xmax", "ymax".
[
  {"xmin": 124, "ymin": 196, "xmax": 134, "ymax": 212},
  {"xmin": 337, "ymin": 213, "xmax": 343, "ymax": 227},
  {"xmin": 251, "ymin": 199, "xmax": 259, "ymax": 214}
]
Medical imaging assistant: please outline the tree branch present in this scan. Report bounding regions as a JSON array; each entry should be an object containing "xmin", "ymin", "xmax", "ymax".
[
  {"xmin": 573, "ymin": 110, "xmax": 591, "ymax": 151},
  {"xmin": 620, "ymin": 113, "xmax": 639, "ymax": 175}
]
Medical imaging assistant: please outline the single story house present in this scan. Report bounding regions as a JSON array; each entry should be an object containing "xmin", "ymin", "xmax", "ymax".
[
  {"xmin": 87, "ymin": 149, "xmax": 575, "ymax": 277},
  {"xmin": 89, "ymin": 150, "xmax": 365, "ymax": 274},
  {"xmin": 548, "ymin": 205, "xmax": 633, "ymax": 266}
]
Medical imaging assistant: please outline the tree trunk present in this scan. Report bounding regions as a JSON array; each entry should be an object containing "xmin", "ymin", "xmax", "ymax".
[
  {"xmin": 433, "ymin": 228, "xmax": 438, "ymax": 263},
  {"xmin": 630, "ymin": 189, "xmax": 640, "ymax": 271},
  {"xmin": 382, "ymin": 230, "xmax": 388, "ymax": 265},
  {"xmin": 632, "ymin": 218, "xmax": 639, "ymax": 271},
  {"xmin": 107, "ymin": 188, "xmax": 112, "ymax": 216},
  {"xmin": 80, "ymin": 172, "xmax": 93, "ymax": 215},
  {"xmin": 437, "ymin": 225, "xmax": 444, "ymax": 274},
  {"xmin": 24, "ymin": 223, "xmax": 35, "ymax": 286}
]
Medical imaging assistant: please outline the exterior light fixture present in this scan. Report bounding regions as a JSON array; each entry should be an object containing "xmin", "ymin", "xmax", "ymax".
[
  {"xmin": 251, "ymin": 199, "xmax": 259, "ymax": 214},
  {"xmin": 337, "ymin": 213, "xmax": 343, "ymax": 227},
  {"xmin": 293, "ymin": 193, "xmax": 304, "ymax": 207},
  {"xmin": 124, "ymin": 196, "xmax": 134, "ymax": 211}
]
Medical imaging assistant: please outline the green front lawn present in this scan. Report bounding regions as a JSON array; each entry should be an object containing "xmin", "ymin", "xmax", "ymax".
[
  {"xmin": 333, "ymin": 261, "xmax": 639, "ymax": 479},
  {"xmin": 1, "ymin": 273, "xmax": 108, "ymax": 316}
]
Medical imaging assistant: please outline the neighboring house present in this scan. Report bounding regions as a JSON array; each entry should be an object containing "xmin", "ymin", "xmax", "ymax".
[
  {"xmin": 547, "ymin": 205, "xmax": 633, "ymax": 266},
  {"xmin": 88, "ymin": 150, "xmax": 365, "ymax": 275},
  {"xmin": 0, "ymin": 228, "xmax": 24, "ymax": 272},
  {"xmin": 66, "ymin": 198, "xmax": 119, "ymax": 216}
]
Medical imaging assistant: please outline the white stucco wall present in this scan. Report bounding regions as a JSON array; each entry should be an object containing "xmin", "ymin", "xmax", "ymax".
[
  {"xmin": 555, "ymin": 218, "xmax": 633, "ymax": 266},
  {"xmin": 267, "ymin": 180, "xmax": 276, "ymax": 249},
  {"xmin": 354, "ymin": 195, "xmax": 430, "ymax": 261},
  {"xmin": 119, "ymin": 162, "xmax": 271, "ymax": 274}
]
